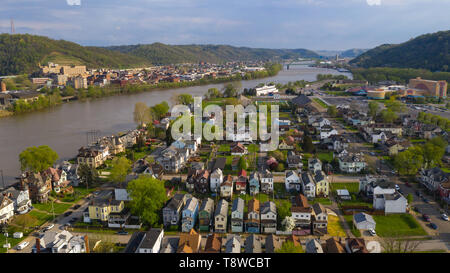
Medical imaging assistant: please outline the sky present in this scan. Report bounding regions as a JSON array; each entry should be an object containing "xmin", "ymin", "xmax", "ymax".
[{"xmin": 0, "ymin": 0, "xmax": 449, "ymax": 50}]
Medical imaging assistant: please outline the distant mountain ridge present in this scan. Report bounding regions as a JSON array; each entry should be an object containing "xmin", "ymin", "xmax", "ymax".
[
  {"xmin": 105, "ymin": 43, "xmax": 320, "ymax": 65},
  {"xmin": 350, "ymin": 30, "xmax": 450, "ymax": 72},
  {"xmin": 314, "ymin": 48, "xmax": 368, "ymax": 58}
]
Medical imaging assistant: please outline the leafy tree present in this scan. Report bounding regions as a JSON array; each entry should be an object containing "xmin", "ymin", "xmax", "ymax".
[
  {"xmin": 109, "ymin": 157, "xmax": 132, "ymax": 184},
  {"xmin": 276, "ymin": 240, "xmax": 304, "ymax": 253},
  {"xmin": 275, "ymin": 162, "xmax": 285, "ymax": 172},
  {"xmin": 281, "ymin": 216, "xmax": 295, "ymax": 232},
  {"xmin": 78, "ymin": 163, "xmax": 99, "ymax": 189},
  {"xmin": 368, "ymin": 101, "xmax": 379, "ymax": 118},
  {"xmin": 133, "ymin": 102, "xmax": 152, "ymax": 127},
  {"xmin": 223, "ymin": 83, "xmax": 238, "ymax": 98},
  {"xmin": 207, "ymin": 88, "xmax": 221, "ymax": 99},
  {"xmin": 175, "ymin": 94, "xmax": 194, "ymax": 105},
  {"xmin": 277, "ymin": 201, "xmax": 291, "ymax": 220},
  {"xmin": 327, "ymin": 105, "xmax": 338, "ymax": 117},
  {"xmin": 406, "ymin": 194, "xmax": 413, "ymax": 205},
  {"xmin": 151, "ymin": 101, "xmax": 170, "ymax": 119},
  {"xmin": 19, "ymin": 145, "xmax": 58, "ymax": 173},
  {"xmin": 421, "ymin": 141, "xmax": 445, "ymax": 168},
  {"xmin": 394, "ymin": 147, "xmax": 423, "ymax": 176},
  {"xmin": 127, "ymin": 175, "xmax": 168, "ymax": 226},
  {"xmin": 380, "ymin": 109, "xmax": 398, "ymax": 123},
  {"xmin": 238, "ymin": 157, "xmax": 248, "ymax": 171},
  {"xmin": 302, "ymin": 135, "xmax": 315, "ymax": 153}
]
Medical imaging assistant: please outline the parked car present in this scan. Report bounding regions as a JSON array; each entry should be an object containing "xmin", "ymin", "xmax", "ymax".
[
  {"xmin": 64, "ymin": 211, "xmax": 72, "ymax": 217},
  {"xmin": 441, "ymin": 214, "xmax": 449, "ymax": 221},
  {"xmin": 405, "ymin": 182, "xmax": 411, "ymax": 187},
  {"xmin": 17, "ymin": 241, "xmax": 29, "ymax": 250},
  {"xmin": 368, "ymin": 229, "xmax": 377, "ymax": 236},
  {"xmin": 422, "ymin": 197, "xmax": 429, "ymax": 204},
  {"xmin": 423, "ymin": 214, "xmax": 431, "ymax": 222},
  {"xmin": 415, "ymin": 190, "xmax": 421, "ymax": 196},
  {"xmin": 395, "ymin": 184, "xmax": 400, "ymax": 191},
  {"xmin": 117, "ymin": 230, "xmax": 128, "ymax": 235},
  {"xmin": 72, "ymin": 204, "xmax": 81, "ymax": 210},
  {"xmin": 429, "ymin": 223, "xmax": 438, "ymax": 230},
  {"xmin": 44, "ymin": 224, "xmax": 55, "ymax": 231}
]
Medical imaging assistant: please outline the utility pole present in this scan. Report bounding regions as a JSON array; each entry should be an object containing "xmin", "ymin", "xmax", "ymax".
[
  {"xmin": 10, "ymin": 19, "xmax": 15, "ymax": 34},
  {"xmin": 0, "ymin": 170, "xmax": 5, "ymax": 190}
]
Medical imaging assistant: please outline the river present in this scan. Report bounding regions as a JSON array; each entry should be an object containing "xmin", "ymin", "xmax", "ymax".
[{"xmin": 0, "ymin": 64, "xmax": 351, "ymax": 186}]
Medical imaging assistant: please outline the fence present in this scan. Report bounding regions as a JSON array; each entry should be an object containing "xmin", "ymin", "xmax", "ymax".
[{"xmin": 341, "ymin": 205, "xmax": 384, "ymax": 215}]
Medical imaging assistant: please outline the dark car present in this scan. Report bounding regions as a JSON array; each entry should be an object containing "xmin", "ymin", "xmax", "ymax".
[
  {"xmin": 422, "ymin": 198, "xmax": 429, "ymax": 203},
  {"xmin": 429, "ymin": 223, "xmax": 438, "ymax": 230},
  {"xmin": 64, "ymin": 211, "xmax": 72, "ymax": 217},
  {"xmin": 117, "ymin": 230, "xmax": 128, "ymax": 235},
  {"xmin": 423, "ymin": 214, "xmax": 431, "ymax": 222},
  {"xmin": 69, "ymin": 218, "xmax": 77, "ymax": 223},
  {"xmin": 413, "ymin": 207, "xmax": 420, "ymax": 213},
  {"xmin": 415, "ymin": 190, "xmax": 421, "ymax": 196},
  {"xmin": 73, "ymin": 204, "xmax": 81, "ymax": 210}
]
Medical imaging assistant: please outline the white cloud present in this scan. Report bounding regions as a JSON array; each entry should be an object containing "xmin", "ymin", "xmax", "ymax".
[
  {"xmin": 66, "ymin": 0, "xmax": 81, "ymax": 6},
  {"xmin": 366, "ymin": 0, "xmax": 381, "ymax": 5}
]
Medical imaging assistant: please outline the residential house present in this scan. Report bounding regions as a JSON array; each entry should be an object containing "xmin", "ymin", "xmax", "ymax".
[
  {"xmin": 137, "ymin": 228, "xmax": 164, "ymax": 253},
  {"xmin": 345, "ymin": 238, "xmax": 369, "ymax": 253},
  {"xmin": 156, "ymin": 146, "xmax": 185, "ymax": 173},
  {"xmin": 374, "ymin": 192, "xmax": 407, "ymax": 214},
  {"xmin": 338, "ymin": 153, "xmax": 366, "ymax": 173},
  {"xmin": 214, "ymin": 199, "xmax": 229, "ymax": 233},
  {"xmin": 20, "ymin": 172, "xmax": 52, "ymax": 203},
  {"xmin": 305, "ymin": 239, "xmax": 324, "ymax": 253},
  {"xmin": 359, "ymin": 176, "xmax": 395, "ymax": 198},
  {"xmin": 419, "ymin": 167, "xmax": 450, "ymax": 193},
  {"xmin": 88, "ymin": 196, "xmax": 125, "ymax": 222},
  {"xmin": 300, "ymin": 172, "xmax": 315, "ymax": 199},
  {"xmin": 368, "ymin": 131, "xmax": 388, "ymax": 144},
  {"xmin": 323, "ymin": 238, "xmax": 346, "ymax": 253},
  {"xmin": 260, "ymin": 201, "xmax": 277, "ymax": 234},
  {"xmin": 231, "ymin": 143, "xmax": 248, "ymax": 156},
  {"xmin": 314, "ymin": 170, "xmax": 329, "ymax": 197},
  {"xmin": 291, "ymin": 194, "xmax": 312, "ymax": 236},
  {"xmin": 181, "ymin": 197, "xmax": 199, "ymax": 233},
  {"xmin": 308, "ymin": 158, "xmax": 322, "ymax": 173},
  {"xmin": 246, "ymin": 198, "xmax": 260, "ymax": 233},
  {"xmin": 194, "ymin": 170, "xmax": 210, "ymax": 194},
  {"xmin": 198, "ymin": 198, "xmax": 215, "ymax": 232},
  {"xmin": 265, "ymin": 234, "xmax": 282, "ymax": 253},
  {"xmin": 1, "ymin": 186, "xmax": 32, "ymax": 214},
  {"xmin": 34, "ymin": 230, "xmax": 87, "ymax": 253},
  {"xmin": 278, "ymin": 139, "xmax": 294, "ymax": 150},
  {"xmin": 220, "ymin": 175, "xmax": 233, "ymax": 199},
  {"xmin": 235, "ymin": 170, "xmax": 248, "ymax": 195},
  {"xmin": 248, "ymin": 172, "xmax": 260, "ymax": 196},
  {"xmin": 260, "ymin": 169, "xmax": 274, "ymax": 194},
  {"xmin": 231, "ymin": 197, "xmax": 245, "ymax": 233},
  {"xmin": 319, "ymin": 125, "xmax": 338, "ymax": 140},
  {"xmin": 225, "ymin": 234, "xmax": 241, "ymax": 253},
  {"xmin": 177, "ymin": 229, "xmax": 201, "ymax": 253},
  {"xmin": 42, "ymin": 167, "xmax": 71, "ymax": 194},
  {"xmin": 0, "ymin": 195, "xmax": 14, "ymax": 225},
  {"xmin": 311, "ymin": 203, "xmax": 328, "ymax": 235},
  {"xmin": 210, "ymin": 168, "xmax": 224, "ymax": 193},
  {"xmin": 353, "ymin": 212, "xmax": 376, "ymax": 230},
  {"xmin": 77, "ymin": 146, "xmax": 104, "ymax": 168},
  {"xmin": 244, "ymin": 234, "xmax": 262, "ymax": 253},
  {"xmin": 162, "ymin": 193, "xmax": 188, "ymax": 226},
  {"xmin": 119, "ymin": 130, "xmax": 139, "ymax": 148},
  {"xmin": 286, "ymin": 151, "xmax": 303, "ymax": 169},
  {"xmin": 285, "ymin": 170, "xmax": 301, "ymax": 192},
  {"xmin": 203, "ymin": 233, "xmax": 222, "ymax": 253}
]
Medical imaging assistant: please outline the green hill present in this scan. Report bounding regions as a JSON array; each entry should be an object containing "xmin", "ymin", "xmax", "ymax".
[
  {"xmin": 350, "ymin": 30, "xmax": 450, "ymax": 72},
  {"xmin": 0, "ymin": 34, "xmax": 150, "ymax": 76},
  {"xmin": 106, "ymin": 43, "xmax": 319, "ymax": 65}
]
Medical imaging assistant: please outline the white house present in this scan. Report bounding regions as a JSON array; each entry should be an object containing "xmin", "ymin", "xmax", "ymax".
[
  {"xmin": 338, "ymin": 153, "xmax": 366, "ymax": 173},
  {"xmin": 353, "ymin": 212, "xmax": 376, "ymax": 230},
  {"xmin": 137, "ymin": 228, "xmax": 164, "ymax": 253},
  {"xmin": 0, "ymin": 195, "xmax": 14, "ymax": 225},
  {"xmin": 285, "ymin": 171, "xmax": 301, "ymax": 192},
  {"xmin": 255, "ymin": 85, "xmax": 279, "ymax": 96},
  {"xmin": 301, "ymin": 172, "xmax": 316, "ymax": 199},
  {"xmin": 370, "ymin": 131, "xmax": 388, "ymax": 144},
  {"xmin": 308, "ymin": 158, "xmax": 322, "ymax": 173},
  {"xmin": 374, "ymin": 192, "xmax": 407, "ymax": 214},
  {"xmin": 320, "ymin": 126, "xmax": 339, "ymax": 140},
  {"xmin": 210, "ymin": 168, "xmax": 224, "ymax": 193}
]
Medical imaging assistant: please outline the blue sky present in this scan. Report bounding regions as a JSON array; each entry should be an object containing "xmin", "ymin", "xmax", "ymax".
[{"xmin": 0, "ymin": 0, "xmax": 449, "ymax": 50}]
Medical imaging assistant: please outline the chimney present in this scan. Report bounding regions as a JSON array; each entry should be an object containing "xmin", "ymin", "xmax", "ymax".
[
  {"xmin": 36, "ymin": 238, "xmax": 41, "ymax": 253},
  {"xmin": 84, "ymin": 235, "xmax": 89, "ymax": 253},
  {"xmin": 1, "ymin": 81, "xmax": 6, "ymax": 92}
]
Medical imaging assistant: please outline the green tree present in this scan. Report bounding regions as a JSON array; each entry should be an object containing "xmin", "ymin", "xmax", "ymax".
[
  {"xmin": 110, "ymin": 157, "xmax": 132, "ymax": 184},
  {"xmin": 302, "ymin": 135, "xmax": 315, "ymax": 153},
  {"xmin": 207, "ymin": 88, "xmax": 221, "ymax": 99},
  {"xmin": 380, "ymin": 109, "xmax": 398, "ymax": 123},
  {"xmin": 394, "ymin": 147, "xmax": 423, "ymax": 176},
  {"xmin": 127, "ymin": 175, "xmax": 168, "ymax": 226},
  {"xmin": 368, "ymin": 101, "xmax": 379, "ymax": 118},
  {"xmin": 238, "ymin": 157, "xmax": 248, "ymax": 171},
  {"xmin": 133, "ymin": 102, "xmax": 152, "ymax": 127},
  {"xmin": 78, "ymin": 163, "xmax": 99, "ymax": 189},
  {"xmin": 175, "ymin": 93, "xmax": 194, "ymax": 105},
  {"xmin": 276, "ymin": 162, "xmax": 285, "ymax": 172},
  {"xmin": 19, "ymin": 145, "xmax": 58, "ymax": 173},
  {"xmin": 276, "ymin": 240, "xmax": 304, "ymax": 253},
  {"xmin": 406, "ymin": 194, "xmax": 413, "ymax": 205},
  {"xmin": 277, "ymin": 201, "xmax": 291, "ymax": 220},
  {"xmin": 223, "ymin": 83, "xmax": 238, "ymax": 98},
  {"xmin": 327, "ymin": 105, "xmax": 338, "ymax": 117},
  {"xmin": 151, "ymin": 101, "xmax": 170, "ymax": 119}
]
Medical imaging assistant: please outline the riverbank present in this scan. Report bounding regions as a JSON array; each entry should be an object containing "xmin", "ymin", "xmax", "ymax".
[{"xmin": 5, "ymin": 63, "xmax": 282, "ymax": 117}]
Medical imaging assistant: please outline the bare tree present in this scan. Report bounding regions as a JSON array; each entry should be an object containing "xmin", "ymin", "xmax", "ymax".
[
  {"xmin": 133, "ymin": 102, "xmax": 152, "ymax": 127},
  {"xmin": 380, "ymin": 236, "xmax": 422, "ymax": 253}
]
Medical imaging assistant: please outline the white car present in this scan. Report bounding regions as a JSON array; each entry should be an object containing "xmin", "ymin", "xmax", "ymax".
[
  {"xmin": 17, "ymin": 241, "xmax": 29, "ymax": 250},
  {"xmin": 442, "ymin": 214, "xmax": 449, "ymax": 221},
  {"xmin": 44, "ymin": 224, "xmax": 55, "ymax": 231},
  {"xmin": 395, "ymin": 184, "xmax": 400, "ymax": 191},
  {"xmin": 368, "ymin": 229, "xmax": 377, "ymax": 236}
]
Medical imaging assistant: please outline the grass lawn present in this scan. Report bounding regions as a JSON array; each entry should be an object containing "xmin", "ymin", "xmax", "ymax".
[
  {"xmin": 441, "ymin": 167, "xmax": 450, "ymax": 173},
  {"xmin": 310, "ymin": 198, "xmax": 332, "ymax": 205},
  {"xmin": 317, "ymin": 152, "xmax": 333, "ymax": 163},
  {"xmin": 327, "ymin": 215, "xmax": 346, "ymax": 237},
  {"xmin": 218, "ymin": 144, "xmax": 230, "ymax": 152},
  {"xmin": 60, "ymin": 187, "xmax": 97, "ymax": 203},
  {"xmin": 313, "ymin": 98, "xmax": 328, "ymax": 109},
  {"xmin": 330, "ymin": 183, "xmax": 360, "ymax": 193},
  {"xmin": 373, "ymin": 214, "xmax": 427, "ymax": 237},
  {"xmin": 28, "ymin": 210, "xmax": 54, "ymax": 226},
  {"xmin": 33, "ymin": 202, "xmax": 73, "ymax": 215},
  {"xmin": 343, "ymin": 215, "xmax": 361, "ymax": 237},
  {"xmin": 248, "ymin": 144, "xmax": 259, "ymax": 153}
]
